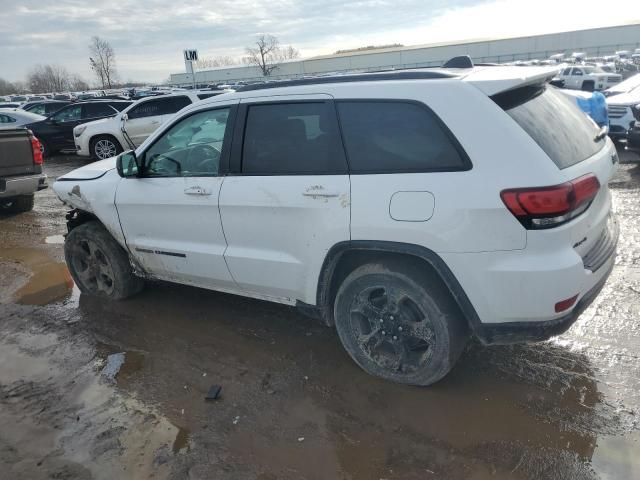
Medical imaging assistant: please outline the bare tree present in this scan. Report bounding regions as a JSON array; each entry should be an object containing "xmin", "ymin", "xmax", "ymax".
[
  {"xmin": 196, "ymin": 55, "xmax": 239, "ymax": 70},
  {"xmin": 244, "ymin": 34, "xmax": 281, "ymax": 76},
  {"xmin": 70, "ymin": 75, "xmax": 90, "ymax": 91},
  {"xmin": 275, "ymin": 45, "xmax": 300, "ymax": 62},
  {"xmin": 0, "ymin": 78, "xmax": 18, "ymax": 95},
  {"xmin": 27, "ymin": 65, "xmax": 71, "ymax": 93},
  {"xmin": 89, "ymin": 36, "xmax": 117, "ymax": 89}
]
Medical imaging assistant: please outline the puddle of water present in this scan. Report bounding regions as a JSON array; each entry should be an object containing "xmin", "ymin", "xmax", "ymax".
[
  {"xmin": 592, "ymin": 431, "xmax": 640, "ymax": 479},
  {"xmin": 0, "ymin": 247, "xmax": 75, "ymax": 305},
  {"xmin": 45, "ymin": 234, "xmax": 65, "ymax": 244},
  {"xmin": 172, "ymin": 427, "xmax": 190, "ymax": 453},
  {"xmin": 96, "ymin": 343, "xmax": 144, "ymax": 382}
]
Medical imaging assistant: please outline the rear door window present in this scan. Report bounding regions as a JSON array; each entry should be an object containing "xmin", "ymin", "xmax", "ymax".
[
  {"xmin": 241, "ymin": 102, "xmax": 347, "ymax": 175},
  {"xmin": 169, "ymin": 96, "xmax": 192, "ymax": 113},
  {"xmin": 336, "ymin": 101, "xmax": 468, "ymax": 173},
  {"xmin": 83, "ymin": 103, "xmax": 117, "ymax": 119},
  {"xmin": 128, "ymin": 98, "xmax": 171, "ymax": 119},
  {"xmin": 52, "ymin": 105, "xmax": 82, "ymax": 122},
  {"xmin": 492, "ymin": 86, "xmax": 604, "ymax": 169}
]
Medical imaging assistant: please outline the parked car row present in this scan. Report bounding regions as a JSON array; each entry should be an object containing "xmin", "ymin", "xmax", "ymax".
[{"xmin": 0, "ymin": 89, "xmax": 233, "ymax": 161}]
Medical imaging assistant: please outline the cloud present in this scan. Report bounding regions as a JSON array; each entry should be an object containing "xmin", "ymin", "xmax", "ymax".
[{"xmin": 0, "ymin": 0, "xmax": 636, "ymax": 84}]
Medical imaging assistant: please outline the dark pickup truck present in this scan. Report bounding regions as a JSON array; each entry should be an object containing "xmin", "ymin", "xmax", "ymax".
[{"xmin": 0, "ymin": 129, "xmax": 47, "ymax": 213}]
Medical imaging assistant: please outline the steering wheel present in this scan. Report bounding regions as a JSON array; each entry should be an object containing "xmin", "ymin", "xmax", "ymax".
[
  {"xmin": 147, "ymin": 154, "xmax": 182, "ymax": 175},
  {"xmin": 186, "ymin": 144, "xmax": 221, "ymax": 173}
]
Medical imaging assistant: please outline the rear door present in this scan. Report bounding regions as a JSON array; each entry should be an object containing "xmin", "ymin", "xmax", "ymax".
[
  {"xmin": 570, "ymin": 68, "xmax": 584, "ymax": 89},
  {"xmin": 48, "ymin": 104, "xmax": 83, "ymax": 150},
  {"xmin": 219, "ymin": 95, "xmax": 350, "ymax": 304}
]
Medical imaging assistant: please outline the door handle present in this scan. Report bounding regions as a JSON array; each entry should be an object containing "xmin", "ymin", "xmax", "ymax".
[
  {"xmin": 184, "ymin": 186, "xmax": 212, "ymax": 196},
  {"xmin": 151, "ymin": 121, "xmax": 160, "ymax": 125}
]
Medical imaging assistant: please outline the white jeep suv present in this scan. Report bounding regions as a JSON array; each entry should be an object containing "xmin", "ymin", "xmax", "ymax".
[
  {"xmin": 74, "ymin": 92, "xmax": 207, "ymax": 160},
  {"xmin": 53, "ymin": 62, "xmax": 618, "ymax": 385}
]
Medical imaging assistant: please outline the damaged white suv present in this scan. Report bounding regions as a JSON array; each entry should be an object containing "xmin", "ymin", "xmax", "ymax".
[{"xmin": 53, "ymin": 60, "xmax": 618, "ymax": 385}]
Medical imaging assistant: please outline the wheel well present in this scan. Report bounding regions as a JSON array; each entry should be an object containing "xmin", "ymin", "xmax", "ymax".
[
  {"xmin": 65, "ymin": 208, "xmax": 99, "ymax": 232},
  {"xmin": 581, "ymin": 80, "xmax": 595, "ymax": 91},
  {"xmin": 317, "ymin": 243, "xmax": 480, "ymax": 333}
]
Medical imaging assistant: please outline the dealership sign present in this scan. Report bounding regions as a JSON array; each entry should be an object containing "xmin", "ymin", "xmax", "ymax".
[{"xmin": 184, "ymin": 50, "xmax": 198, "ymax": 62}]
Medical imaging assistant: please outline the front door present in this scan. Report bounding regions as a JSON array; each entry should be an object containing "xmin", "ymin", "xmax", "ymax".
[
  {"xmin": 122, "ymin": 97, "xmax": 177, "ymax": 147},
  {"xmin": 219, "ymin": 96, "xmax": 351, "ymax": 304},
  {"xmin": 116, "ymin": 102, "xmax": 239, "ymax": 290}
]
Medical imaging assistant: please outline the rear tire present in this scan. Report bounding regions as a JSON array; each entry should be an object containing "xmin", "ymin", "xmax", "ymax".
[
  {"xmin": 90, "ymin": 135, "xmax": 123, "ymax": 161},
  {"xmin": 334, "ymin": 262, "xmax": 468, "ymax": 386},
  {"xmin": 65, "ymin": 221, "xmax": 144, "ymax": 300},
  {"xmin": 1, "ymin": 195, "xmax": 35, "ymax": 213}
]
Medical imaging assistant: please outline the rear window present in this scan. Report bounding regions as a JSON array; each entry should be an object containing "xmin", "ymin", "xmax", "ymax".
[{"xmin": 493, "ymin": 86, "xmax": 604, "ymax": 169}]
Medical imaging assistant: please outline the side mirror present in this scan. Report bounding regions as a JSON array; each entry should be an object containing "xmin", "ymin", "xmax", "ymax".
[
  {"xmin": 121, "ymin": 113, "xmax": 128, "ymax": 122},
  {"xmin": 116, "ymin": 150, "xmax": 141, "ymax": 178},
  {"xmin": 50, "ymin": 118, "xmax": 59, "ymax": 125}
]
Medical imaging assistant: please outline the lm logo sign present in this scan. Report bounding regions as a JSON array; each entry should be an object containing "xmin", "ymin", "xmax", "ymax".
[{"xmin": 184, "ymin": 50, "xmax": 198, "ymax": 62}]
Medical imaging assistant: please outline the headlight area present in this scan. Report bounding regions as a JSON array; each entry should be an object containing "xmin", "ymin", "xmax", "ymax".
[{"xmin": 74, "ymin": 126, "xmax": 87, "ymax": 138}]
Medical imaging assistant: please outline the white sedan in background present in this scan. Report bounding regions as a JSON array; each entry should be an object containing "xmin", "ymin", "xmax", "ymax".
[{"xmin": 0, "ymin": 109, "xmax": 46, "ymax": 129}]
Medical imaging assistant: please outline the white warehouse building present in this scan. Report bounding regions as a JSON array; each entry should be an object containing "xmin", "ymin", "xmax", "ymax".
[{"xmin": 170, "ymin": 23, "xmax": 640, "ymax": 86}]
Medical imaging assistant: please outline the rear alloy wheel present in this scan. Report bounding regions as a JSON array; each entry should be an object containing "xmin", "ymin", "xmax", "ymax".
[
  {"xmin": 65, "ymin": 221, "xmax": 144, "ymax": 299},
  {"xmin": 334, "ymin": 263, "xmax": 468, "ymax": 386},
  {"xmin": 91, "ymin": 136, "xmax": 122, "ymax": 160}
]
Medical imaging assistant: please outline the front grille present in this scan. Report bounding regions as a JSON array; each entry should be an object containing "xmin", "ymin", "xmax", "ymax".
[
  {"xmin": 608, "ymin": 76, "xmax": 620, "ymax": 83},
  {"xmin": 582, "ymin": 217, "xmax": 618, "ymax": 272},
  {"xmin": 608, "ymin": 105, "xmax": 630, "ymax": 118}
]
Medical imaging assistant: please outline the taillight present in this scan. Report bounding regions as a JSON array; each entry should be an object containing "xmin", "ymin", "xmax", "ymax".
[
  {"xmin": 501, "ymin": 174, "xmax": 600, "ymax": 229},
  {"xmin": 30, "ymin": 135, "xmax": 44, "ymax": 165}
]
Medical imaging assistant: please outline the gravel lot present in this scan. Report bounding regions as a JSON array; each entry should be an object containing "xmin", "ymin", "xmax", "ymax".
[{"xmin": 1, "ymin": 148, "xmax": 640, "ymax": 480}]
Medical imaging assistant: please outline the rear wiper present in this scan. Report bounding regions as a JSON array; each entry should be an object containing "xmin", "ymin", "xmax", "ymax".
[{"xmin": 594, "ymin": 126, "xmax": 608, "ymax": 142}]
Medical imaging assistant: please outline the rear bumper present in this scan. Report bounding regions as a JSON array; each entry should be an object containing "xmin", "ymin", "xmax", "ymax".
[
  {"xmin": 0, "ymin": 174, "xmax": 47, "ymax": 198},
  {"xmin": 476, "ymin": 259, "xmax": 614, "ymax": 344},
  {"xmin": 473, "ymin": 217, "xmax": 618, "ymax": 345}
]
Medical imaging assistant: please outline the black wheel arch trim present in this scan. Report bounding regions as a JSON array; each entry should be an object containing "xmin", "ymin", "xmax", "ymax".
[{"xmin": 312, "ymin": 240, "xmax": 483, "ymax": 334}]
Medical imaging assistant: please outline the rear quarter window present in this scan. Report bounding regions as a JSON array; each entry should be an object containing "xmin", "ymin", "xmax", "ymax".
[
  {"xmin": 336, "ymin": 101, "xmax": 469, "ymax": 173},
  {"xmin": 493, "ymin": 86, "xmax": 604, "ymax": 169}
]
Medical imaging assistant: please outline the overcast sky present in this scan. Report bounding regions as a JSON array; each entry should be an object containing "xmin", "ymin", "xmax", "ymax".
[{"xmin": 0, "ymin": 0, "xmax": 637, "ymax": 85}]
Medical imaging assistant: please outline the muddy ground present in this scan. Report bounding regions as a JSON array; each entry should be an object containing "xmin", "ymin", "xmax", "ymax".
[{"xmin": 1, "ymin": 149, "xmax": 640, "ymax": 480}]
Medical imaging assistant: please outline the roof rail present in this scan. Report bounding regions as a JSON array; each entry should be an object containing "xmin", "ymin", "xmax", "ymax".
[
  {"xmin": 235, "ymin": 70, "xmax": 457, "ymax": 92},
  {"xmin": 442, "ymin": 55, "xmax": 474, "ymax": 69}
]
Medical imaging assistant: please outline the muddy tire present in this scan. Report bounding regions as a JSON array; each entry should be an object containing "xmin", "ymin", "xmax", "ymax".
[
  {"xmin": 64, "ymin": 221, "xmax": 144, "ymax": 300},
  {"xmin": 334, "ymin": 262, "xmax": 468, "ymax": 386},
  {"xmin": 2, "ymin": 195, "xmax": 35, "ymax": 213},
  {"xmin": 90, "ymin": 135, "xmax": 123, "ymax": 161}
]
